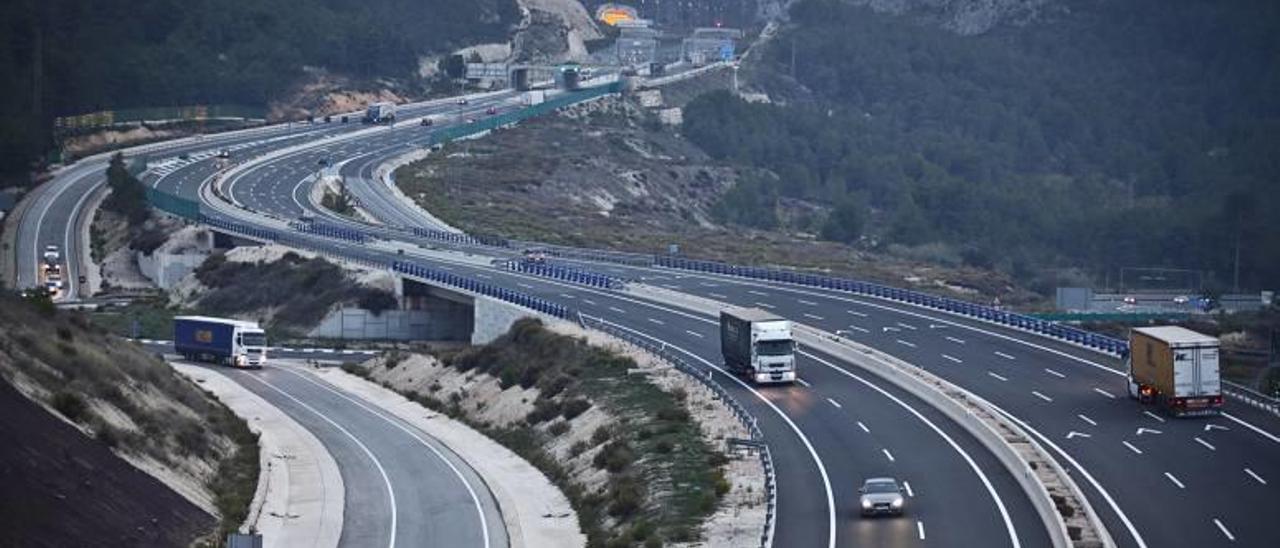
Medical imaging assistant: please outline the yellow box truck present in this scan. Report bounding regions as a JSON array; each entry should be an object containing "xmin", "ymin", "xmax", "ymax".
[{"xmin": 1126, "ymin": 326, "xmax": 1222, "ymax": 416}]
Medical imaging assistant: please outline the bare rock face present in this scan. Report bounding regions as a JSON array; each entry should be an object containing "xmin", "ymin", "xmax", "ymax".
[{"xmin": 852, "ymin": 0, "xmax": 1054, "ymax": 35}]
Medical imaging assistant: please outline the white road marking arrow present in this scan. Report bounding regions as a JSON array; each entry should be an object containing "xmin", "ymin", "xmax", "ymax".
[
  {"xmin": 1066, "ymin": 431, "xmax": 1092, "ymax": 439},
  {"xmin": 1136, "ymin": 427, "xmax": 1163, "ymax": 436},
  {"xmin": 1204, "ymin": 424, "xmax": 1230, "ymax": 432}
]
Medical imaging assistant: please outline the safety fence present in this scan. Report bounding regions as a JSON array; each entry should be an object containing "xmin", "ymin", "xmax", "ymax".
[
  {"xmin": 290, "ymin": 221, "xmax": 369, "ymax": 244},
  {"xmin": 411, "ymin": 226, "xmax": 484, "ymax": 245},
  {"xmin": 499, "ymin": 259, "xmax": 626, "ymax": 290},
  {"xmin": 579, "ymin": 314, "xmax": 775, "ymax": 548},
  {"xmin": 1222, "ymin": 381, "xmax": 1280, "ymax": 417},
  {"xmin": 428, "ymin": 82, "xmax": 622, "ymax": 145},
  {"xmin": 654, "ymin": 255, "xmax": 1131, "ymax": 356},
  {"xmin": 146, "ymin": 187, "xmax": 201, "ymax": 220},
  {"xmin": 392, "ymin": 261, "xmax": 571, "ymax": 319},
  {"xmin": 199, "ymin": 214, "xmax": 279, "ymax": 242}
]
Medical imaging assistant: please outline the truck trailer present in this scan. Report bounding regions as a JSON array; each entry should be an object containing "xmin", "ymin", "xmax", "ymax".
[
  {"xmin": 364, "ymin": 102, "xmax": 396, "ymax": 124},
  {"xmin": 174, "ymin": 316, "xmax": 268, "ymax": 368},
  {"xmin": 721, "ymin": 308, "xmax": 797, "ymax": 384},
  {"xmin": 1126, "ymin": 326, "xmax": 1222, "ymax": 416}
]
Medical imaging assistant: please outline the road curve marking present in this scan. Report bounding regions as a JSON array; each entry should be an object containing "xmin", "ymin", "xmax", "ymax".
[
  {"xmin": 241, "ymin": 372, "xmax": 399, "ymax": 548},
  {"xmin": 283, "ymin": 368, "xmax": 493, "ymax": 548}
]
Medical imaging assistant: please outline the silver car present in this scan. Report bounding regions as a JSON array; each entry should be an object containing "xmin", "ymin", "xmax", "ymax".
[{"xmin": 859, "ymin": 477, "xmax": 906, "ymax": 517}]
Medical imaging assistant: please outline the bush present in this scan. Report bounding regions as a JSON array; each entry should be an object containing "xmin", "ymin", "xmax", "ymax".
[
  {"xmin": 51, "ymin": 391, "xmax": 88, "ymax": 423},
  {"xmin": 656, "ymin": 440, "xmax": 674, "ymax": 453},
  {"xmin": 593, "ymin": 440, "xmax": 635, "ymax": 473},
  {"xmin": 561, "ymin": 398, "xmax": 592, "ymax": 420},
  {"xmin": 548, "ymin": 421, "xmax": 570, "ymax": 437},
  {"xmin": 526, "ymin": 399, "xmax": 562, "ymax": 424},
  {"xmin": 656, "ymin": 406, "xmax": 689, "ymax": 423},
  {"xmin": 608, "ymin": 478, "xmax": 645, "ymax": 518},
  {"xmin": 591, "ymin": 426, "xmax": 611, "ymax": 445},
  {"xmin": 569, "ymin": 440, "xmax": 589, "ymax": 458}
]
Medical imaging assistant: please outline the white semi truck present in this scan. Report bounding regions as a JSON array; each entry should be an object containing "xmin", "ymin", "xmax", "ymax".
[
  {"xmin": 174, "ymin": 316, "xmax": 268, "ymax": 368},
  {"xmin": 364, "ymin": 102, "xmax": 396, "ymax": 124},
  {"xmin": 721, "ymin": 308, "xmax": 797, "ymax": 384}
]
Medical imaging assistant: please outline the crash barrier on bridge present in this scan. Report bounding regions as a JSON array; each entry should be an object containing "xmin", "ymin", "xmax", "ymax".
[
  {"xmin": 392, "ymin": 261, "xmax": 571, "ymax": 319},
  {"xmin": 507, "ymin": 240, "xmax": 656, "ymax": 267},
  {"xmin": 199, "ymin": 214, "xmax": 280, "ymax": 242},
  {"xmin": 276, "ymin": 234, "xmax": 388, "ymax": 271},
  {"xmin": 145, "ymin": 188, "xmax": 202, "ymax": 220},
  {"xmin": 579, "ymin": 314, "xmax": 775, "ymax": 548},
  {"xmin": 499, "ymin": 260, "xmax": 626, "ymax": 290},
  {"xmin": 1222, "ymin": 380, "xmax": 1280, "ymax": 417},
  {"xmin": 289, "ymin": 221, "xmax": 369, "ymax": 244},
  {"xmin": 429, "ymin": 82, "xmax": 622, "ymax": 145},
  {"xmin": 410, "ymin": 226, "xmax": 484, "ymax": 246},
  {"xmin": 653, "ymin": 255, "xmax": 1131, "ymax": 356}
]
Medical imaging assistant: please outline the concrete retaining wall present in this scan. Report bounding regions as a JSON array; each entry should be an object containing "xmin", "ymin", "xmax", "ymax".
[
  {"xmin": 472, "ymin": 296, "xmax": 535, "ymax": 344},
  {"xmin": 308, "ymin": 307, "xmax": 471, "ymax": 341},
  {"xmin": 137, "ymin": 251, "xmax": 209, "ymax": 289}
]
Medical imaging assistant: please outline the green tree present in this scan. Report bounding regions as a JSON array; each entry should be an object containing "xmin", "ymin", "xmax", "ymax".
[
  {"xmin": 820, "ymin": 195, "xmax": 866, "ymax": 244},
  {"xmin": 103, "ymin": 153, "xmax": 149, "ymax": 226}
]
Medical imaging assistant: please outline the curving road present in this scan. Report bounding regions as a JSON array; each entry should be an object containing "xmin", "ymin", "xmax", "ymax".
[
  {"xmin": 197, "ymin": 108, "xmax": 1052, "ymax": 548},
  {"xmin": 19, "ymin": 79, "xmax": 1280, "ymax": 547}
]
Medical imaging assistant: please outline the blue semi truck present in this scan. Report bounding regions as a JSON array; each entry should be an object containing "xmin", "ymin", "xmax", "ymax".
[{"xmin": 174, "ymin": 316, "xmax": 268, "ymax": 368}]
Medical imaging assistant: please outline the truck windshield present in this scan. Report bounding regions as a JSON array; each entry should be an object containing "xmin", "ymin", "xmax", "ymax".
[
  {"xmin": 756, "ymin": 340, "xmax": 794, "ymax": 356},
  {"xmin": 241, "ymin": 333, "xmax": 267, "ymax": 347}
]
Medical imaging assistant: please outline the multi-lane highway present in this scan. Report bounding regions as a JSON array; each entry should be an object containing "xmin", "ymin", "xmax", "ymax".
[
  {"xmin": 181, "ymin": 101, "xmax": 1058, "ymax": 548},
  {"xmin": 14, "ymin": 79, "xmax": 1280, "ymax": 547}
]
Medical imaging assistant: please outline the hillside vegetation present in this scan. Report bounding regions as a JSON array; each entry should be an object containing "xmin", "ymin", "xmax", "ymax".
[
  {"xmin": 0, "ymin": 291, "xmax": 259, "ymax": 544},
  {"xmin": 349, "ymin": 318, "xmax": 738, "ymax": 546},
  {"xmin": 687, "ymin": 0, "xmax": 1280, "ymax": 291},
  {"xmin": 0, "ymin": 0, "xmax": 519, "ymax": 184}
]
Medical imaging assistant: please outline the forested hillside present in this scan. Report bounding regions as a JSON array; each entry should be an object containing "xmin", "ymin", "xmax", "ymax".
[
  {"xmin": 685, "ymin": 0, "xmax": 1280, "ymax": 291},
  {"xmin": 0, "ymin": 0, "xmax": 519, "ymax": 184}
]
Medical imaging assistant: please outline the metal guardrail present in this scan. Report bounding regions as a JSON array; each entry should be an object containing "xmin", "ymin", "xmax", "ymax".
[
  {"xmin": 499, "ymin": 259, "xmax": 626, "ymax": 290},
  {"xmin": 392, "ymin": 260, "xmax": 570, "ymax": 318},
  {"xmin": 654, "ymin": 256, "xmax": 1131, "ymax": 356},
  {"xmin": 579, "ymin": 314, "xmax": 775, "ymax": 548},
  {"xmin": 1222, "ymin": 380, "xmax": 1280, "ymax": 417},
  {"xmin": 290, "ymin": 221, "xmax": 370, "ymax": 244}
]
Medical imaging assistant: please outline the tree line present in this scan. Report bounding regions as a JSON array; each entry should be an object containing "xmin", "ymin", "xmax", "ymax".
[
  {"xmin": 684, "ymin": 0, "xmax": 1279, "ymax": 291},
  {"xmin": 0, "ymin": 0, "xmax": 520, "ymax": 186}
]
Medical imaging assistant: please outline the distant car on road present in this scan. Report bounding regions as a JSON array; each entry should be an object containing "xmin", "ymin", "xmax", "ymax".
[
  {"xmin": 420, "ymin": 117, "xmax": 434, "ymax": 126},
  {"xmin": 486, "ymin": 106, "xmax": 498, "ymax": 115},
  {"xmin": 1173, "ymin": 295, "xmax": 1189, "ymax": 304},
  {"xmin": 1123, "ymin": 296, "xmax": 1137, "ymax": 305},
  {"xmin": 217, "ymin": 149, "xmax": 231, "ymax": 159},
  {"xmin": 178, "ymin": 153, "xmax": 190, "ymax": 160},
  {"xmin": 859, "ymin": 477, "xmax": 906, "ymax": 517},
  {"xmin": 457, "ymin": 98, "xmax": 469, "ymax": 105}
]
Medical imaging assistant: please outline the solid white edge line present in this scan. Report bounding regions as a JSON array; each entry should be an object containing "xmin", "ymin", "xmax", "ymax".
[
  {"xmin": 981, "ymin": 397, "xmax": 1147, "ymax": 548},
  {"xmin": 802, "ymin": 351, "xmax": 1020, "ymax": 548},
  {"xmin": 240, "ymin": 372, "xmax": 398, "ymax": 548},
  {"xmin": 595, "ymin": 318, "xmax": 836, "ymax": 548},
  {"xmin": 282, "ymin": 367, "xmax": 493, "ymax": 548}
]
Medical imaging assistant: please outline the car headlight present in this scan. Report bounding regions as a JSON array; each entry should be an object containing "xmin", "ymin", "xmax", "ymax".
[
  {"xmin": 861, "ymin": 498, "xmax": 872, "ymax": 509},
  {"xmin": 891, "ymin": 497, "xmax": 904, "ymax": 508}
]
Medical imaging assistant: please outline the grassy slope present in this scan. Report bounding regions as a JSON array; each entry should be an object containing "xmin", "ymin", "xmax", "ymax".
[
  {"xmin": 0, "ymin": 291, "xmax": 258, "ymax": 542},
  {"xmin": 349, "ymin": 319, "xmax": 730, "ymax": 546}
]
